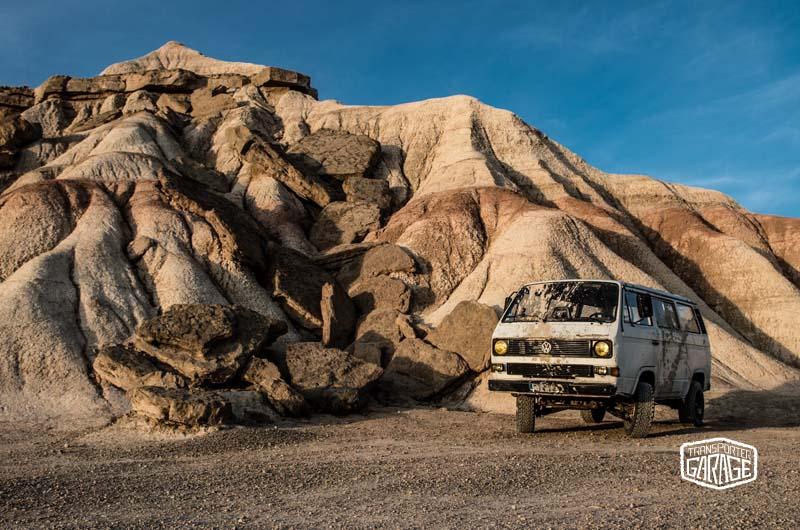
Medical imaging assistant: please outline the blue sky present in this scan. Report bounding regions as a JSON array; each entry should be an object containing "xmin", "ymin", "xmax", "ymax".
[{"xmin": 1, "ymin": 0, "xmax": 798, "ymax": 216}]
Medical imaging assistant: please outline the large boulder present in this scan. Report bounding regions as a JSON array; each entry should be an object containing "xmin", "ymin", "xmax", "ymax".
[
  {"xmin": 343, "ymin": 177, "xmax": 391, "ymax": 211},
  {"xmin": 129, "ymin": 386, "xmax": 233, "ymax": 426},
  {"xmin": 217, "ymin": 390, "xmax": 277, "ymax": 424},
  {"xmin": 286, "ymin": 128, "xmax": 381, "ymax": 181},
  {"xmin": 282, "ymin": 342, "xmax": 383, "ymax": 414},
  {"xmin": 92, "ymin": 344, "xmax": 186, "ymax": 391},
  {"xmin": 134, "ymin": 304, "xmax": 287, "ymax": 385},
  {"xmin": 361, "ymin": 244, "xmax": 416, "ymax": 277},
  {"xmin": 348, "ymin": 276, "xmax": 411, "ymax": 314},
  {"xmin": 353, "ymin": 309, "xmax": 407, "ymax": 361},
  {"xmin": 426, "ymin": 301, "xmax": 499, "ymax": 372},
  {"xmin": 242, "ymin": 357, "xmax": 308, "ymax": 416},
  {"xmin": 382, "ymin": 338, "xmax": 470, "ymax": 400},
  {"xmin": 268, "ymin": 247, "xmax": 356, "ymax": 337},
  {"xmin": 334, "ymin": 243, "xmax": 417, "ymax": 289},
  {"xmin": 309, "ymin": 201, "xmax": 381, "ymax": 251}
]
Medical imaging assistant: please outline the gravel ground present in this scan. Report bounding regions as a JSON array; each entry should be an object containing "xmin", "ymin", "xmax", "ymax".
[{"xmin": 1, "ymin": 389, "xmax": 799, "ymax": 529}]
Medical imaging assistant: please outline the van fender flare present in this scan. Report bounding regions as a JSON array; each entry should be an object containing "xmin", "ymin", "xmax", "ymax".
[{"xmin": 631, "ymin": 366, "xmax": 657, "ymax": 393}]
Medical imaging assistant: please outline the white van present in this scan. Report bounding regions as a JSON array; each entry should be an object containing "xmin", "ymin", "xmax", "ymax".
[{"xmin": 488, "ymin": 279, "xmax": 711, "ymax": 438}]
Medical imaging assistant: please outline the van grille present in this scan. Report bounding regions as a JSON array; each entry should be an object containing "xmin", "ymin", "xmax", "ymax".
[
  {"xmin": 506, "ymin": 363, "xmax": 594, "ymax": 378},
  {"xmin": 506, "ymin": 339, "xmax": 591, "ymax": 356}
]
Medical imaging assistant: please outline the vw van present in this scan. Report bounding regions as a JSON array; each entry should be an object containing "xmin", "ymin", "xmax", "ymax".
[{"xmin": 488, "ymin": 279, "xmax": 711, "ymax": 438}]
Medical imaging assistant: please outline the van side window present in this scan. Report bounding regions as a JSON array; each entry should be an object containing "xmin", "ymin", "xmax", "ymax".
[
  {"xmin": 653, "ymin": 298, "xmax": 680, "ymax": 330},
  {"xmin": 695, "ymin": 309, "xmax": 708, "ymax": 334},
  {"xmin": 676, "ymin": 303, "xmax": 701, "ymax": 333},
  {"xmin": 624, "ymin": 291, "xmax": 652, "ymax": 326}
]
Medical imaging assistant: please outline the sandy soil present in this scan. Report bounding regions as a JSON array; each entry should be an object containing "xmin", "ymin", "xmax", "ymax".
[{"xmin": 1, "ymin": 388, "xmax": 799, "ymax": 529}]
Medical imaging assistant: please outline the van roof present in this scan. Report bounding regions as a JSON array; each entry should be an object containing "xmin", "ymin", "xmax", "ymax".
[{"xmin": 518, "ymin": 279, "xmax": 697, "ymax": 306}]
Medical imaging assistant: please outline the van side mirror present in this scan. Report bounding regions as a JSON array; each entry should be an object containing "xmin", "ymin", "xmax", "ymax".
[{"xmin": 637, "ymin": 295, "xmax": 653, "ymax": 319}]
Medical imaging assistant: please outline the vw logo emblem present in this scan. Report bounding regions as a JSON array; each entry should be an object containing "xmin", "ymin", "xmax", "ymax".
[{"xmin": 541, "ymin": 341, "xmax": 552, "ymax": 354}]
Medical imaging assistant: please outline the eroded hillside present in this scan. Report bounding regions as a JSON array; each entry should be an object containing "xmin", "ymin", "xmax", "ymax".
[{"xmin": 0, "ymin": 42, "xmax": 797, "ymax": 423}]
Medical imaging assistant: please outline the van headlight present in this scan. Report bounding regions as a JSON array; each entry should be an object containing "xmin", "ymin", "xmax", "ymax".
[
  {"xmin": 493, "ymin": 340, "xmax": 508, "ymax": 355},
  {"xmin": 593, "ymin": 340, "xmax": 612, "ymax": 358}
]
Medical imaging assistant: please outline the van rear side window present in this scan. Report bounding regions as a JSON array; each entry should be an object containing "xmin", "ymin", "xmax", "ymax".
[
  {"xmin": 653, "ymin": 298, "xmax": 680, "ymax": 330},
  {"xmin": 676, "ymin": 303, "xmax": 701, "ymax": 333}
]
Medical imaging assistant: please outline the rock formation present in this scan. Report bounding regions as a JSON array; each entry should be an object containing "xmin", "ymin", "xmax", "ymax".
[{"xmin": 0, "ymin": 42, "xmax": 798, "ymax": 424}]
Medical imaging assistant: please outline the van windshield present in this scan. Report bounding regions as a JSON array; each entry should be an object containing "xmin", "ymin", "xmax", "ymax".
[{"xmin": 503, "ymin": 281, "xmax": 619, "ymax": 323}]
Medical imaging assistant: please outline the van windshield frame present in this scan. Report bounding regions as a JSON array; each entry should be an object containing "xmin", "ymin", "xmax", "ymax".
[{"xmin": 502, "ymin": 281, "xmax": 620, "ymax": 324}]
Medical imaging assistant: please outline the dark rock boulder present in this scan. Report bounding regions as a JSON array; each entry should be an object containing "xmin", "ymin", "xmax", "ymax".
[
  {"xmin": 309, "ymin": 201, "xmax": 381, "ymax": 251},
  {"xmin": 217, "ymin": 390, "xmax": 277, "ymax": 424},
  {"xmin": 242, "ymin": 357, "xmax": 308, "ymax": 416},
  {"xmin": 361, "ymin": 244, "xmax": 416, "ymax": 277},
  {"xmin": 92, "ymin": 344, "xmax": 186, "ymax": 391},
  {"xmin": 129, "ymin": 386, "xmax": 233, "ymax": 426},
  {"xmin": 282, "ymin": 342, "xmax": 383, "ymax": 414},
  {"xmin": 426, "ymin": 301, "xmax": 499, "ymax": 372},
  {"xmin": 268, "ymin": 247, "xmax": 355, "ymax": 337},
  {"xmin": 382, "ymin": 338, "xmax": 470, "ymax": 400},
  {"xmin": 353, "ymin": 309, "xmax": 407, "ymax": 361},
  {"xmin": 134, "ymin": 304, "xmax": 287, "ymax": 385},
  {"xmin": 287, "ymin": 128, "xmax": 381, "ymax": 181},
  {"xmin": 343, "ymin": 177, "xmax": 391, "ymax": 211},
  {"xmin": 349, "ymin": 276, "xmax": 411, "ymax": 314}
]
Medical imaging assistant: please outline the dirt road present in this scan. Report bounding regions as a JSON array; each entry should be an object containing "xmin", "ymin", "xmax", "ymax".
[{"xmin": 1, "ymin": 388, "xmax": 799, "ymax": 529}]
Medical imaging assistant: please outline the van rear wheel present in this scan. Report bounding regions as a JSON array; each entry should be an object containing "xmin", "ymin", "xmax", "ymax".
[
  {"xmin": 516, "ymin": 395, "xmax": 536, "ymax": 433},
  {"xmin": 580, "ymin": 407, "xmax": 606, "ymax": 424},
  {"xmin": 624, "ymin": 381, "xmax": 655, "ymax": 438},
  {"xmin": 678, "ymin": 381, "xmax": 704, "ymax": 427}
]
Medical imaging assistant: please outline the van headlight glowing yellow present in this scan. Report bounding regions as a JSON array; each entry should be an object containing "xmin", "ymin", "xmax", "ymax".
[
  {"xmin": 593, "ymin": 341, "xmax": 612, "ymax": 357},
  {"xmin": 494, "ymin": 340, "xmax": 508, "ymax": 355}
]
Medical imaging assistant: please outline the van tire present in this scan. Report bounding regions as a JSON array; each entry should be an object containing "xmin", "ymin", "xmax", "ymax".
[
  {"xmin": 516, "ymin": 395, "xmax": 536, "ymax": 433},
  {"xmin": 581, "ymin": 407, "xmax": 606, "ymax": 424},
  {"xmin": 624, "ymin": 381, "xmax": 655, "ymax": 438},
  {"xmin": 679, "ymin": 381, "xmax": 704, "ymax": 427}
]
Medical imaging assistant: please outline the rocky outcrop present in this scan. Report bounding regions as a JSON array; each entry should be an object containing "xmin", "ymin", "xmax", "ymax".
[
  {"xmin": 286, "ymin": 128, "xmax": 380, "ymax": 181},
  {"xmin": 130, "ymin": 386, "xmax": 232, "ymax": 426},
  {"xmin": 242, "ymin": 357, "xmax": 308, "ymax": 416},
  {"xmin": 282, "ymin": 342, "xmax": 383, "ymax": 414},
  {"xmin": 134, "ymin": 304, "xmax": 287, "ymax": 385},
  {"xmin": 93, "ymin": 344, "xmax": 186, "ymax": 391}
]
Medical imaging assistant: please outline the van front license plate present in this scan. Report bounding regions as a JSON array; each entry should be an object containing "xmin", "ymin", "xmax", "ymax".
[{"xmin": 530, "ymin": 382, "xmax": 564, "ymax": 394}]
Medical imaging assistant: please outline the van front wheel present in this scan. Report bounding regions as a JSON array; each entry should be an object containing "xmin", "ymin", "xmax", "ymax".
[
  {"xmin": 516, "ymin": 395, "xmax": 536, "ymax": 433},
  {"xmin": 678, "ymin": 381, "xmax": 704, "ymax": 427},
  {"xmin": 624, "ymin": 381, "xmax": 655, "ymax": 438}
]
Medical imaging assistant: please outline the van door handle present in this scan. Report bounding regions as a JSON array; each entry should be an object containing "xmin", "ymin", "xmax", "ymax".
[{"xmin": 651, "ymin": 340, "xmax": 660, "ymax": 345}]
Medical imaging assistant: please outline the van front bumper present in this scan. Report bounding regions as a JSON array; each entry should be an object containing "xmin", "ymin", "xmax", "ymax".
[{"xmin": 488, "ymin": 379, "xmax": 617, "ymax": 397}]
